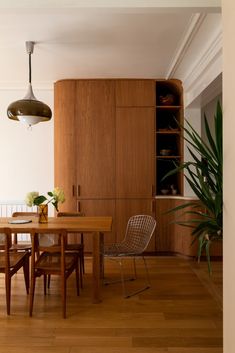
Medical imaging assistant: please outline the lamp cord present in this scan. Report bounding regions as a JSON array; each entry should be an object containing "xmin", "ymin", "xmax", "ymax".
[{"xmin": 29, "ymin": 52, "xmax": 32, "ymax": 84}]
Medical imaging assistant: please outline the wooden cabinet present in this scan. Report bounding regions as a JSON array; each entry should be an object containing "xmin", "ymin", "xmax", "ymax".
[
  {"xmin": 155, "ymin": 197, "xmax": 199, "ymax": 255},
  {"xmin": 75, "ymin": 80, "xmax": 116, "ymax": 199},
  {"xmin": 116, "ymin": 107, "xmax": 155, "ymax": 198},
  {"xmin": 77, "ymin": 199, "xmax": 116, "ymax": 252},
  {"xmin": 155, "ymin": 79, "xmax": 184, "ymax": 196},
  {"xmin": 155, "ymin": 197, "xmax": 222, "ymax": 257},
  {"xmin": 115, "ymin": 80, "xmax": 156, "ymax": 249},
  {"xmin": 54, "ymin": 79, "xmax": 184, "ymax": 254},
  {"xmin": 116, "ymin": 79, "xmax": 155, "ymax": 107},
  {"xmin": 54, "ymin": 80, "xmax": 77, "ymax": 211}
]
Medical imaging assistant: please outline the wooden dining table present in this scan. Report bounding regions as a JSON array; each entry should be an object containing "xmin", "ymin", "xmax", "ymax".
[{"xmin": 0, "ymin": 216, "xmax": 113, "ymax": 303}]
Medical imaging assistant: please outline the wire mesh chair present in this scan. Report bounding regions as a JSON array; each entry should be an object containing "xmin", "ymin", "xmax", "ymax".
[{"xmin": 103, "ymin": 214, "xmax": 156, "ymax": 298}]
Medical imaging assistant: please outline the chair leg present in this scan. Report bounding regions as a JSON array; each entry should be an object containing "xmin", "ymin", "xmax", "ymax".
[
  {"xmin": 47, "ymin": 274, "xmax": 51, "ymax": 289},
  {"xmin": 76, "ymin": 264, "xmax": 80, "ymax": 296},
  {"xmin": 81, "ymin": 250, "xmax": 85, "ymax": 274},
  {"xmin": 29, "ymin": 274, "xmax": 36, "ymax": 317},
  {"xmin": 43, "ymin": 275, "xmax": 47, "ymax": 295},
  {"xmin": 23, "ymin": 255, "xmax": 30, "ymax": 294},
  {"xmin": 5, "ymin": 274, "xmax": 11, "ymax": 315},
  {"xmin": 61, "ymin": 275, "xmax": 66, "ymax": 319},
  {"xmin": 79, "ymin": 257, "xmax": 83, "ymax": 289}
]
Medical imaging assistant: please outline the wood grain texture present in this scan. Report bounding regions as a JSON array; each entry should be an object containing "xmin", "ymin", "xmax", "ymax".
[
  {"xmin": 116, "ymin": 79, "xmax": 156, "ymax": 107},
  {"xmin": 76, "ymin": 80, "xmax": 116, "ymax": 199},
  {"xmin": 116, "ymin": 107, "xmax": 155, "ymax": 198},
  {"xmin": 77, "ymin": 199, "xmax": 116, "ymax": 252},
  {"xmin": 155, "ymin": 198, "xmax": 222, "ymax": 257},
  {"xmin": 115, "ymin": 199, "xmax": 156, "ymax": 251},
  {"xmin": 54, "ymin": 80, "xmax": 77, "ymax": 211},
  {"xmin": 0, "ymin": 257, "xmax": 222, "ymax": 352}
]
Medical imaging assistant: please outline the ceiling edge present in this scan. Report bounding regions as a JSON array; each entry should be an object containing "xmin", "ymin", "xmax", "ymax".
[{"xmin": 166, "ymin": 12, "xmax": 206, "ymax": 79}]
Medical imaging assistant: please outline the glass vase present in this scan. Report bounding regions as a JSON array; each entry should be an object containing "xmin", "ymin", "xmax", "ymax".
[{"xmin": 38, "ymin": 204, "xmax": 48, "ymax": 223}]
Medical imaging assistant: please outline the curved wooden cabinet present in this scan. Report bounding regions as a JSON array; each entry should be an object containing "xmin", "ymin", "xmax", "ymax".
[
  {"xmin": 54, "ymin": 79, "xmax": 185, "ymax": 254},
  {"xmin": 155, "ymin": 197, "xmax": 222, "ymax": 257}
]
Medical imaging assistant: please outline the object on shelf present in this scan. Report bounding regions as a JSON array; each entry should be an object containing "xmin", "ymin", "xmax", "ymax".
[
  {"xmin": 170, "ymin": 184, "xmax": 177, "ymax": 195},
  {"xmin": 160, "ymin": 189, "xmax": 170, "ymax": 195},
  {"xmin": 159, "ymin": 149, "xmax": 172, "ymax": 156},
  {"xmin": 159, "ymin": 94, "xmax": 175, "ymax": 106}
]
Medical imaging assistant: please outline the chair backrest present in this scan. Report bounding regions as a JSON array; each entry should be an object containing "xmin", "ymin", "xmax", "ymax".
[
  {"xmin": 57, "ymin": 211, "xmax": 84, "ymax": 244},
  {"xmin": 12, "ymin": 212, "xmax": 38, "ymax": 217},
  {"xmin": 123, "ymin": 215, "xmax": 156, "ymax": 254},
  {"xmin": 12, "ymin": 211, "xmax": 57, "ymax": 246},
  {"xmin": 0, "ymin": 228, "xmax": 12, "ymax": 250},
  {"xmin": 57, "ymin": 212, "xmax": 84, "ymax": 217}
]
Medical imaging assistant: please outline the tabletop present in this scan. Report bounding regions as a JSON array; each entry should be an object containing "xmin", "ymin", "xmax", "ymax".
[{"xmin": 0, "ymin": 216, "xmax": 113, "ymax": 233}]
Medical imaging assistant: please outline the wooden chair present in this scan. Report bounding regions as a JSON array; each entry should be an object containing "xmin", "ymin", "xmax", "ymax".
[
  {"xmin": 57, "ymin": 212, "xmax": 85, "ymax": 288},
  {"xmin": 0, "ymin": 228, "xmax": 30, "ymax": 315},
  {"xmin": 29, "ymin": 229, "xmax": 79, "ymax": 318},
  {"xmin": 11, "ymin": 211, "xmax": 37, "ymax": 252}
]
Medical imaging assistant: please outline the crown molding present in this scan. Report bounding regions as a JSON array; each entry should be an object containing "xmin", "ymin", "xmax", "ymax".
[
  {"xmin": 184, "ymin": 27, "xmax": 222, "ymax": 106},
  {"xmin": 166, "ymin": 13, "xmax": 206, "ymax": 79},
  {"xmin": 0, "ymin": 0, "xmax": 221, "ymax": 10}
]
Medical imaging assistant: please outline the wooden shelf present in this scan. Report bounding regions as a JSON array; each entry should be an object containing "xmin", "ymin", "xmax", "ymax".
[
  {"xmin": 156, "ymin": 80, "xmax": 183, "ymax": 195},
  {"xmin": 157, "ymin": 130, "xmax": 181, "ymax": 134},
  {"xmin": 156, "ymin": 105, "xmax": 181, "ymax": 109},
  {"xmin": 157, "ymin": 155, "xmax": 181, "ymax": 159}
]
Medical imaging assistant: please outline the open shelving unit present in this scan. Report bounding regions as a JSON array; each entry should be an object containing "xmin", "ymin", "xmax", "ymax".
[{"xmin": 155, "ymin": 79, "xmax": 184, "ymax": 196}]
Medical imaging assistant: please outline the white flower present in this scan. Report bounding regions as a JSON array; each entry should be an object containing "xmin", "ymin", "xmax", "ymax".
[
  {"xmin": 25, "ymin": 191, "xmax": 39, "ymax": 207},
  {"xmin": 52, "ymin": 187, "xmax": 65, "ymax": 203}
]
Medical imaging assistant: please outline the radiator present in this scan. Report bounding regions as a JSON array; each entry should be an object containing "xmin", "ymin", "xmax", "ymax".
[{"xmin": 0, "ymin": 201, "xmax": 36, "ymax": 242}]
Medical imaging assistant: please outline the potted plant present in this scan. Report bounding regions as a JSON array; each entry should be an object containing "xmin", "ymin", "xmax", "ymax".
[{"xmin": 163, "ymin": 101, "xmax": 222, "ymax": 273}]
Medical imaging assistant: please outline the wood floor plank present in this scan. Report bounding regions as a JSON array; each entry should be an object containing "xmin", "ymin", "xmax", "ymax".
[{"xmin": 0, "ymin": 257, "xmax": 222, "ymax": 352}]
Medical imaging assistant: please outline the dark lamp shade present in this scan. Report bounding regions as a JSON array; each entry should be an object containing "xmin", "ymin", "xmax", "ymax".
[{"xmin": 7, "ymin": 99, "xmax": 52, "ymax": 125}]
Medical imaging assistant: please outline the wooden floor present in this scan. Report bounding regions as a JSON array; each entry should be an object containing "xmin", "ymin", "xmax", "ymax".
[{"xmin": 0, "ymin": 256, "xmax": 222, "ymax": 353}]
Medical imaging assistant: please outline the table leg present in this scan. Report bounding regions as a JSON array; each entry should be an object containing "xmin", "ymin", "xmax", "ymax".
[{"xmin": 92, "ymin": 231, "xmax": 102, "ymax": 303}]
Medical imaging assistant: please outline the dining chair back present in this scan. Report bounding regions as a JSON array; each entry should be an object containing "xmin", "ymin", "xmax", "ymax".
[
  {"xmin": 57, "ymin": 211, "xmax": 85, "ymax": 287},
  {"xmin": 29, "ymin": 229, "xmax": 79, "ymax": 318},
  {"xmin": 103, "ymin": 214, "xmax": 156, "ymax": 298},
  {"xmin": 11, "ymin": 211, "xmax": 37, "ymax": 251},
  {"xmin": 0, "ymin": 228, "xmax": 30, "ymax": 315}
]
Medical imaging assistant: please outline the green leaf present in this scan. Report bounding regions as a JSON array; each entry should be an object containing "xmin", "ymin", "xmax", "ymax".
[
  {"xmin": 162, "ymin": 101, "xmax": 223, "ymax": 274},
  {"xmin": 33, "ymin": 195, "xmax": 47, "ymax": 206}
]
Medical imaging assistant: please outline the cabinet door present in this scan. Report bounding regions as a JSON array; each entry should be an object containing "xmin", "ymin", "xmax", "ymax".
[
  {"xmin": 116, "ymin": 107, "xmax": 155, "ymax": 198},
  {"xmin": 54, "ymin": 80, "xmax": 77, "ymax": 211},
  {"xmin": 116, "ymin": 80, "xmax": 155, "ymax": 107},
  {"xmin": 76, "ymin": 80, "xmax": 116, "ymax": 199},
  {"xmin": 116, "ymin": 199, "xmax": 156, "ymax": 252},
  {"xmin": 77, "ymin": 199, "xmax": 116, "ymax": 253},
  {"xmin": 155, "ymin": 198, "xmax": 175, "ymax": 252}
]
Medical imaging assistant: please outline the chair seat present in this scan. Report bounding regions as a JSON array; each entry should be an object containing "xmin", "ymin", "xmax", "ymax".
[
  {"xmin": 10, "ymin": 244, "xmax": 31, "ymax": 251},
  {"xmin": 0, "ymin": 252, "xmax": 28, "ymax": 270},
  {"xmin": 66, "ymin": 243, "xmax": 83, "ymax": 251},
  {"xmin": 104, "ymin": 243, "xmax": 142, "ymax": 257},
  {"xmin": 35, "ymin": 251, "xmax": 78, "ymax": 274}
]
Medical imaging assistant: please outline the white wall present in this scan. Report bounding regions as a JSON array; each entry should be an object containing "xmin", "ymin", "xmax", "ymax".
[
  {"xmin": 222, "ymin": 0, "xmax": 235, "ymax": 351},
  {"xmin": 201, "ymin": 94, "xmax": 222, "ymax": 143},
  {"xmin": 0, "ymin": 89, "xmax": 54, "ymax": 202},
  {"xmin": 183, "ymin": 106, "xmax": 201, "ymax": 196}
]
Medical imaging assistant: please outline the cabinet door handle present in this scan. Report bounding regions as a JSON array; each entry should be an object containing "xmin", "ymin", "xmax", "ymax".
[
  {"xmin": 77, "ymin": 201, "xmax": 81, "ymax": 212},
  {"xmin": 77, "ymin": 185, "xmax": 81, "ymax": 197}
]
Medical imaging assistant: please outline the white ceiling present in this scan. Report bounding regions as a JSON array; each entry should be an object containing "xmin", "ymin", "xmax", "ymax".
[{"xmin": 0, "ymin": 1, "xmax": 221, "ymax": 89}]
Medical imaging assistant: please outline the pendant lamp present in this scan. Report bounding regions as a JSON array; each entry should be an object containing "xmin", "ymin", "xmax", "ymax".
[{"xmin": 7, "ymin": 41, "xmax": 52, "ymax": 127}]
